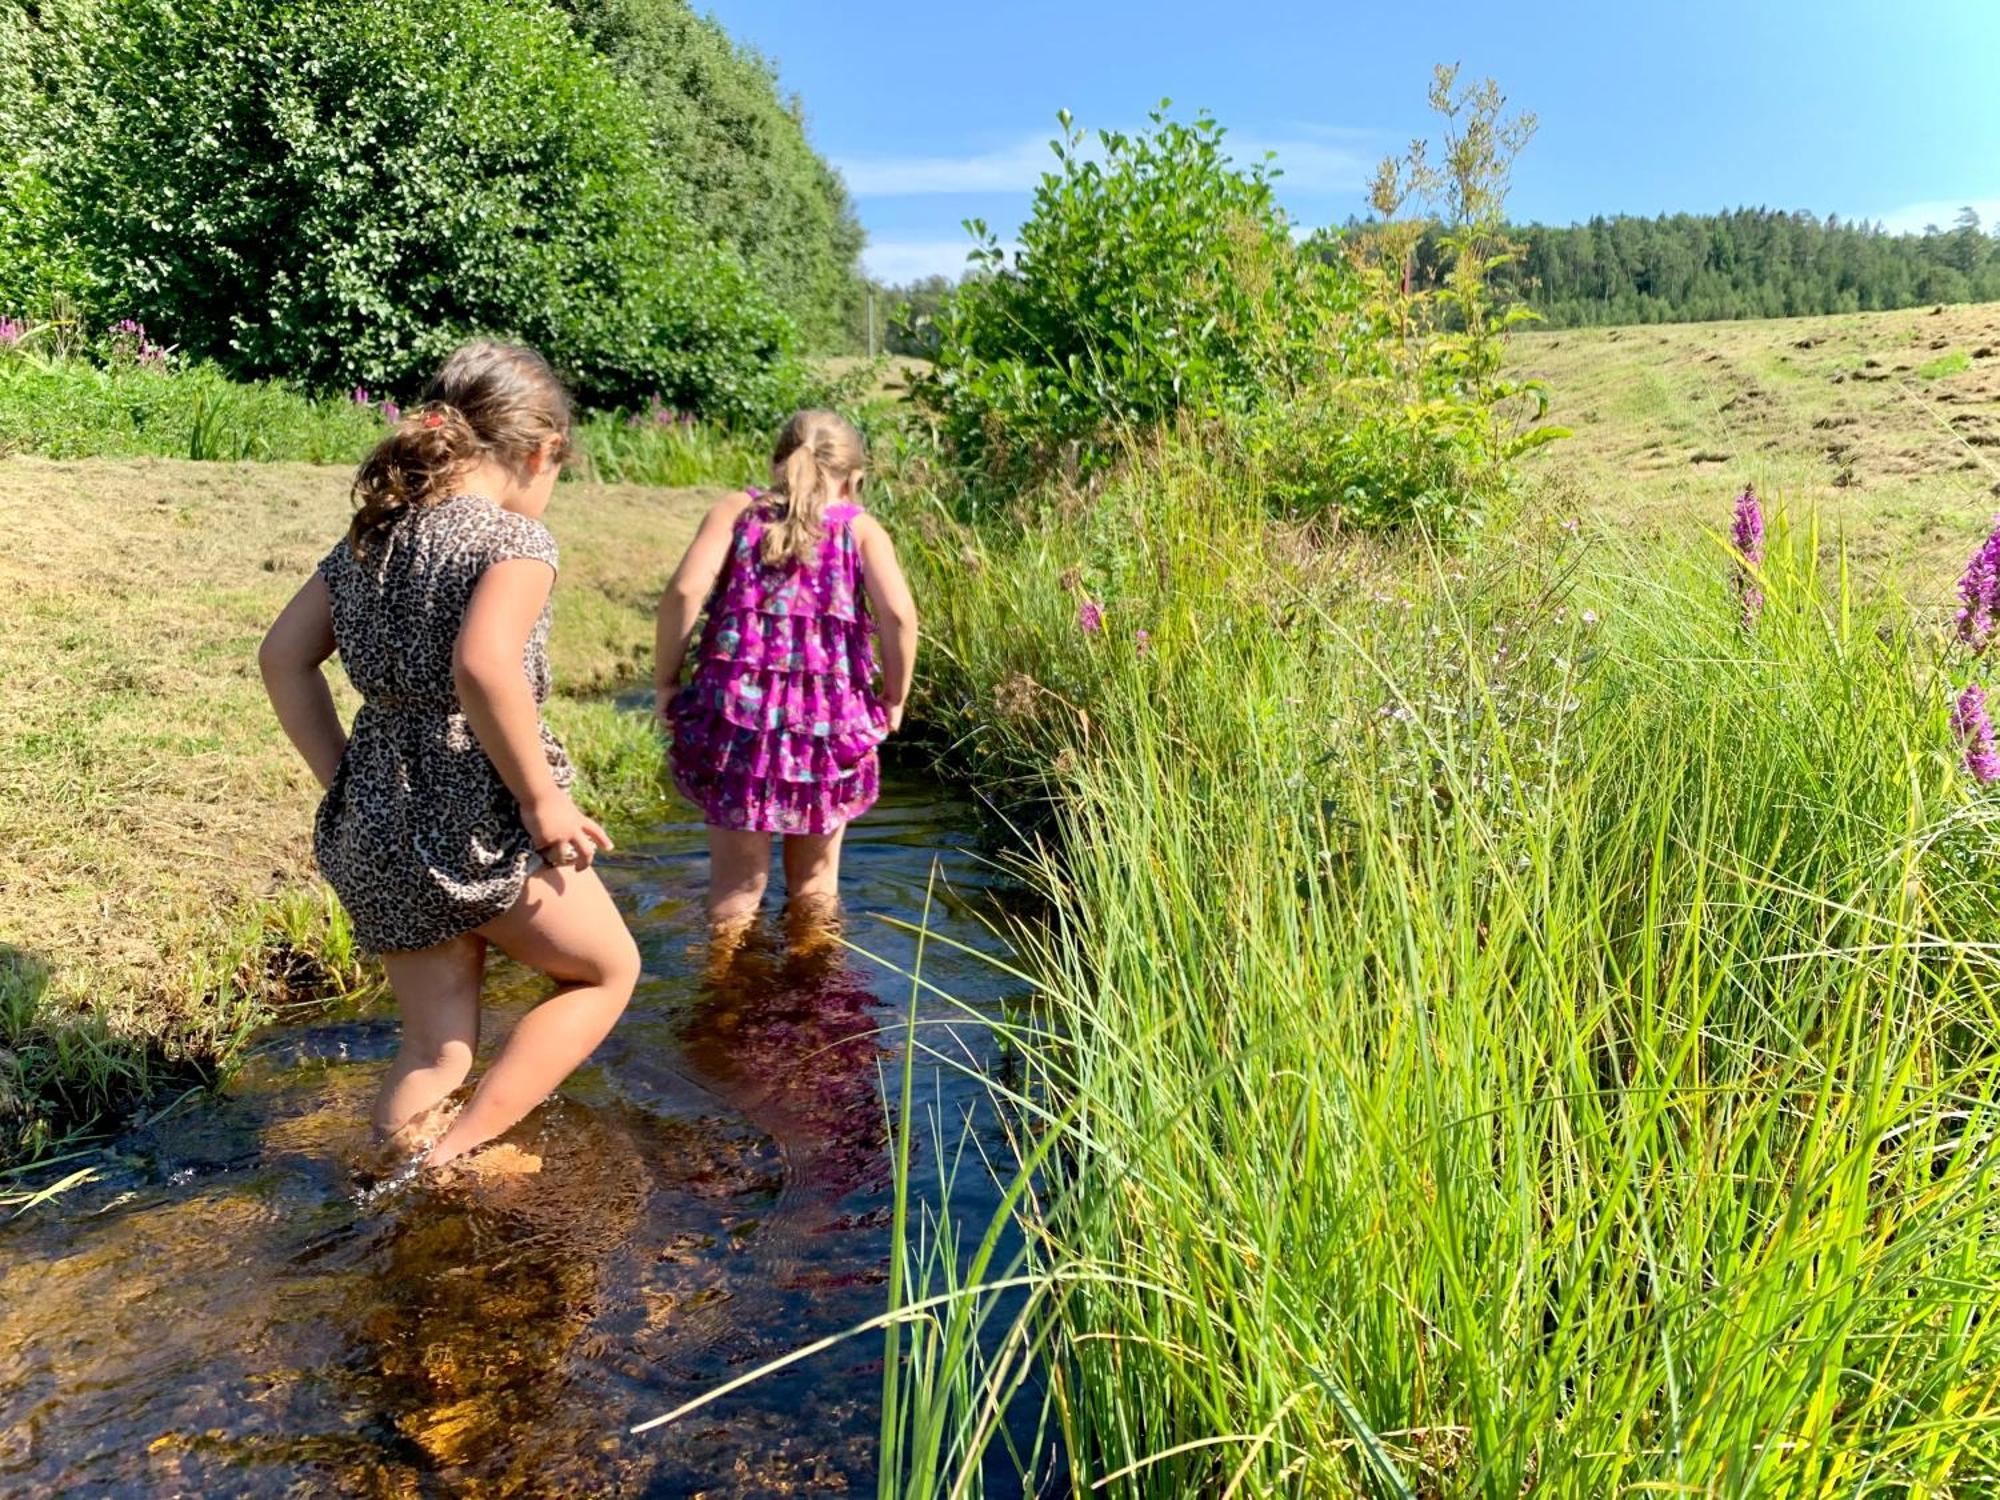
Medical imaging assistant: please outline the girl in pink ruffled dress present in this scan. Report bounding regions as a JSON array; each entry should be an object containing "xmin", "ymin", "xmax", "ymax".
[{"xmin": 654, "ymin": 410, "xmax": 918, "ymax": 925}]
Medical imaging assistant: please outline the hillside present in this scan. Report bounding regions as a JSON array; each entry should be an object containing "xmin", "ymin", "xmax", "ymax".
[{"xmin": 1515, "ymin": 299, "xmax": 2000, "ymax": 590}]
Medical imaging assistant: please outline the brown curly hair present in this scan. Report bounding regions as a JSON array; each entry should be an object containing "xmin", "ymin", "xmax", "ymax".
[{"xmin": 349, "ymin": 340, "xmax": 574, "ymax": 556}]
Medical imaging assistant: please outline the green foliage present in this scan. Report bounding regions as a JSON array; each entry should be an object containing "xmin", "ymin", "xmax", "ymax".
[
  {"xmin": 912, "ymin": 107, "xmax": 1345, "ymax": 486},
  {"xmin": 881, "ymin": 468, "xmax": 2000, "ymax": 1493},
  {"xmin": 557, "ymin": 0, "xmax": 865, "ymax": 353},
  {"xmin": 7, "ymin": 0, "xmax": 802, "ymax": 421},
  {"xmin": 913, "ymin": 83, "xmax": 1562, "ymax": 537},
  {"xmin": 868, "ymin": 275, "xmax": 957, "ymax": 358},
  {"xmin": 0, "ymin": 351, "xmax": 388, "ymax": 461}
]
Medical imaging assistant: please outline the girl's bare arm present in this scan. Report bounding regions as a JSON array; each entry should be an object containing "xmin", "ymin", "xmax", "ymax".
[
  {"xmin": 456, "ymin": 558, "xmax": 611, "ymax": 867},
  {"xmin": 259, "ymin": 576, "xmax": 347, "ymax": 789},
  {"xmin": 653, "ymin": 493, "xmax": 756, "ymax": 712},
  {"xmin": 855, "ymin": 515, "xmax": 918, "ymax": 731}
]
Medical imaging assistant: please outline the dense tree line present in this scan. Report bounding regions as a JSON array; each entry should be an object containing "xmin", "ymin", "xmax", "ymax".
[{"xmin": 1417, "ymin": 207, "xmax": 2000, "ymax": 326}]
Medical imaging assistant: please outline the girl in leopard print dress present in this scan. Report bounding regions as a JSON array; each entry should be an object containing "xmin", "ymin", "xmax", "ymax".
[{"xmin": 260, "ymin": 341, "xmax": 639, "ymax": 1171}]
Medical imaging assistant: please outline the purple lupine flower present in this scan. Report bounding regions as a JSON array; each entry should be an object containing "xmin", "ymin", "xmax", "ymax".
[
  {"xmin": 352, "ymin": 386, "xmax": 371, "ymax": 406},
  {"xmin": 1078, "ymin": 599, "xmax": 1104, "ymax": 635},
  {"xmin": 1134, "ymin": 628, "xmax": 1151, "ymax": 654},
  {"xmin": 1953, "ymin": 683, "xmax": 2000, "ymax": 784},
  {"xmin": 380, "ymin": 400, "xmax": 400, "ymax": 424},
  {"xmin": 1731, "ymin": 484, "xmax": 1765, "ymax": 629},
  {"xmin": 0, "ymin": 316, "xmax": 25, "ymax": 346},
  {"xmin": 1955, "ymin": 518, "xmax": 2000, "ymax": 653}
]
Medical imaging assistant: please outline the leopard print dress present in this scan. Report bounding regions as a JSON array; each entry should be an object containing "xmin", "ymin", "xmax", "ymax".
[{"xmin": 313, "ymin": 493, "xmax": 573, "ymax": 954}]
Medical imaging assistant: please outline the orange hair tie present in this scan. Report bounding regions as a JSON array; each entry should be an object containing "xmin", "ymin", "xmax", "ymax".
[{"xmin": 422, "ymin": 410, "xmax": 445, "ymax": 429}]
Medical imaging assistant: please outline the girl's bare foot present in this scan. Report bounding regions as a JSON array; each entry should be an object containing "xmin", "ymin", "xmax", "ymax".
[{"xmin": 364, "ymin": 1096, "xmax": 463, "ymax": 1178}]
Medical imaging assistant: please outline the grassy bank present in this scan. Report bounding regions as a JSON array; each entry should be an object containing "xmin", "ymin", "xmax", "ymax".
[
  {"xmin": 878, "ymin": 445, "xmax": 2000, "ymax": 1492},
  {"xmin": 1513, "ymin": 299, "xmax": 2000, "ymax": 587},
  {"xmin": 0, "ymin": 457, "xmax": 706, "ymax": 1163}
]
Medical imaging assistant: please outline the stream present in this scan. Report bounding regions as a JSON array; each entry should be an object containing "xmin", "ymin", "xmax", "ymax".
[{"xmin": 0, "ymin": 775, "xmax": 1028, "ymax": 1496}]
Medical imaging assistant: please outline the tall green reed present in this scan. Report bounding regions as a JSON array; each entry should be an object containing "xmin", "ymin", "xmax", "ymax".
[{"xmin": 879, "ymin": 461, "xmax": 2000, "ymax": 1495}]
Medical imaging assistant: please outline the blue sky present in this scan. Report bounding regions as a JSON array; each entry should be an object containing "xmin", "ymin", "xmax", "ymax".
[{"xmin": 703, "ymin": 0, "xmax": 2000, "ymax": 284}]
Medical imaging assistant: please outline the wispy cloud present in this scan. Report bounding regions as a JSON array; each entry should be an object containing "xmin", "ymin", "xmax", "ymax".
[
  {"xmin": 838, "ymin": 124, "xmax": 1377, "ymax": 199},
  {"xmin": 838, "ymin": 137, "xmax": 1064, "ymax": 197},
  {"xmin": 861, "ymin": 238, "xmax": 1013, "ymax": 284},
  {"xmin": 1871, "ymin": 196, "xmax": 2000, "ymax": 234}
]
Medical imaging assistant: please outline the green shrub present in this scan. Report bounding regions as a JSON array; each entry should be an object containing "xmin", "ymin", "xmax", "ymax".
[
  {"xmin": 557, "ymin": 0, "xmax": 866, "ymax": 352},
  {"xmin": 13, "ymin": 0, "xmax": 801, "ymax": 421},
  {"xmin": 911, "ymin": 86, "xmax": 1564, "ymax": 536},
  {"xmin": 912, "ymin": 107, "xmax": 1354, "ymax": 489}
]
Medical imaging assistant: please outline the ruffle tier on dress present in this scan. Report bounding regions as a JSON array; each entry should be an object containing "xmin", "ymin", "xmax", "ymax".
[{"xmin": 669, "ymin": 497, "xmax": 888, "ymax": 835}]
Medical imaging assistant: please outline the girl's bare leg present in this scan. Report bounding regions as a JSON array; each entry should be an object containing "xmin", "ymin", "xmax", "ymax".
[
  {"xmin": 423, "ymin": 863, "xmax": 640, "ymax": 1168},
  {"xmin": 782, "ymin": 824, "xmax": 846, "ymax": 913},
  {"xmin": 708, "ymin": 828, "xmax": 772, "ymax": 926},
  {"xmin": 375, "ymin": 933, "xmax": 485, "ymax": 1139}
]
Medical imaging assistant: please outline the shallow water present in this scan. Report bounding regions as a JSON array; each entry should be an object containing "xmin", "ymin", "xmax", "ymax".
[{"xmin": 0, "ymin": 777, "xmax": 1027, "ymax": 1497}]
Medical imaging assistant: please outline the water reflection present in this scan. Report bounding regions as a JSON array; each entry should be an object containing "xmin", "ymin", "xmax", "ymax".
[{"xmin": 0, "ymin": 779, "xmax": 1021, "ymax": 1497}]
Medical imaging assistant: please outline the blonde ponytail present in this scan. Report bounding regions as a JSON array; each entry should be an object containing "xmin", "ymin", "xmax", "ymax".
[{"xmin": 762, "ymin": 409, "xmax": 865, "ymax": 568}]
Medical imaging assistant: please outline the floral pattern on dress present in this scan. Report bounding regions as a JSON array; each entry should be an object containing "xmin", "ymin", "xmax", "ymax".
[{"xmin": 669, "ymin": 494, "xmax": 887, "ymax": 835}]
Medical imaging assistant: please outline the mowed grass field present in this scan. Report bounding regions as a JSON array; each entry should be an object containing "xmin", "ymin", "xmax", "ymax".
[
  {"xmin": 1514, "ymin": 300, "xmax": 2000, "ymax": 590},
  {"xmin": 0, "ymin": 460, "xmax": 709, "ymax": 1153}
]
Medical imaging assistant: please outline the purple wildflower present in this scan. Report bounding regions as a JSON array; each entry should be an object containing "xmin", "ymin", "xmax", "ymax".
[
  {"xmin": 1953, "ymin": 683, "xmax": 2000, "ymax": 784},
  {"xmin": 1731, "ymin": 484, "xmax": 1765, "ymax": 629},
  {"xmin": 1955, "ymin": 518, "xmax": 2000, "ymax": 653},
  {"xmin": 0, "ymin": 316, "xmax": 25, "ymax": 347},
  {"xmin": 1134, "ymin": 628, "xmax": 1151, "ymax": 654},
  {"xmin": 352, "ymin": 386, "xmax": 371, "ymax": 407},
  {"xmin": 1078, "ymin": 599, "xmax": 1104, "ymax": 635},
  {"xmin": 380, "ymin": 400, "xmax": 401, "ymax": 424}
]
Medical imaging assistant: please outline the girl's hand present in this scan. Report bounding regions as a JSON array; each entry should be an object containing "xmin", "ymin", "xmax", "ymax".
[
  {"xmin": 523, "ymin": 790, "xmax": 614, "ymax": 872},
  {"xmin": 884, "ymin": 702, "xmax": 906, "ymax": 735}
]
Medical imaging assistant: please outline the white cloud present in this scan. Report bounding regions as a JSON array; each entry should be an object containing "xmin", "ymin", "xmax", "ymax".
[
  {"xmin": 1871, "ymin": 196, "xmax": 2000, "ymax": 235},
  {"xmin": 838, "ymin": 137, "xmax": 1066, "ymax": 197},
  {"xmin": 838, "ymin": 125, "xmax": 1375, "ymax": 200},
  {"xmin": 861, "ymin": 238, "xmax": 1012, "ymax": 284}
]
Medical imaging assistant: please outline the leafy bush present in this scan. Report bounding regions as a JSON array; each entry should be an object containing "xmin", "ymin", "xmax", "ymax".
[
  {"xmin": 9, "ymin": 0, "xmax": 802, "ymax": 422},
  {"xmin": 557, "ymin": 0, "xmax": 866, "ymax": 353},
  {"xmin": 911, "ymin": 107, "xmax": 1350, "ymax": 485},
  {"xmin": 913, "ymin": 83, "xmax": 1565, "ymax": 535}
]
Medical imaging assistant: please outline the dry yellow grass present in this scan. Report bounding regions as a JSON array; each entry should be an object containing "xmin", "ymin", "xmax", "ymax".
[
  {"xmin": 1514, "ymin": 300, "xmax": 2000, "ymax": 593},
  {"xmin": 0, "ymin": 458, "xmax": 710, "ymax": 1020}
]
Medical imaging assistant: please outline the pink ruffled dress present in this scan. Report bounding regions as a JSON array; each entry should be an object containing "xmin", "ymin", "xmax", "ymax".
[{"xmin": 668, "ymin": 490, "xmax": 889, "ymax": 834}]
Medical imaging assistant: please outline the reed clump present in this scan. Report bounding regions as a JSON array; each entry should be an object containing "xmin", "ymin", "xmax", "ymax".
[{"xmin": 879, "ymin": 452, "xmax": 2000, "ymax": 1495}]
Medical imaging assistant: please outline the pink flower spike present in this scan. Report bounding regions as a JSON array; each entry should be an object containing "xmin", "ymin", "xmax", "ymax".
[
  {"xmin": 1954, "ymin": 683, "xmax": 2000, "ymax": 784},
  {"xmin": 1134, "ymin": 628, "xmax": 1151, "ymax": 654},
  {"xmin": 380, "ymin": 400, "xmax": 400, "ymax": 424},
  {"xmin": 1078, "ymin": 599, "xmax": 1104, "ymax": 635}
]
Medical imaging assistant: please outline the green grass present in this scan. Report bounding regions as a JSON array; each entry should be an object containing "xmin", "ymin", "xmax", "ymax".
[
  {"xmin": 0, "ymin": 349, "xmax": 762, "ymax": 486},
  {"xmin": 865, "ymin": 446, "xmax": 2000, "ymax": 1495},
  {"xmin": 1917, "ymin": 349, "xmax": 1973, "ymax": 380}
]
